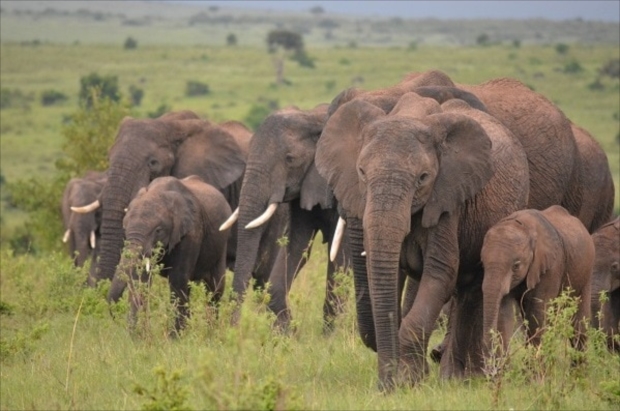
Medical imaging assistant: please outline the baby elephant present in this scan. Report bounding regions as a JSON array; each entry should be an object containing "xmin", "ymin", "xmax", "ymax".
[
  {"xmin": 590, "ymin": 217, "xmax": 619, "ymax": 352},
  {"xmin": 480, "ymin": 205, "xmax": 594, "ymax": 356},
  {"xmin": 108, "ymin": 175, "xmax": 231, "ymax": 335}
]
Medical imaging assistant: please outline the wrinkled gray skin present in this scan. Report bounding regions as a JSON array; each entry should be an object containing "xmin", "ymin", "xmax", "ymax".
[
  {"xmin": 319, "ymin": 70, "xmax": 615, "ymax": 390},
  {"xmin": 93, "ymin": 111, "xmax": 251, "ymax": 287},
  {"xmin": 61, "ymin": 170, "xmax": 107, "ymax": 275},
  {"xmin": 481, "ymin": 206, "xmax": 595, "ymax": 360},
  {"xmin": 232, "ymin": 104, "xmax": 351, "ymax": 333},
  {"xmin": 108, "ymin": 176, "xmax": 231, "ymax": 334},
  {"xmin": 316, "ymin": 91, "xmax": 530, "ymax": 390},
  {"xmin": 590, "ymin": 217, "xmax": 620, "ymax": 352}
]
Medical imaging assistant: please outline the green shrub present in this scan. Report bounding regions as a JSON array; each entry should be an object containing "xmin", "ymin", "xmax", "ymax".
[
  {"xmin": 129, "ymin": 84, "xmax": 144, "ymax": 106},
  {"xmin": 243, "ymin": 103, "xmax": 275, "ymax": 131},
  {"xmin": 124, "ymin": 36, "xmax": 138, "ymax": 50},
  {"xmin": 185, "ymin": 80, "xmax": 210, "ymax": 97},
  {"xmin": 40, "ymin": 89, "xmax": 68, "ymax": 106},
  {"xmin": 555, "ymin": 43, "xmax": 569, "ymax": 55},
  {"xmin": 79, "ymin": 72, "xmax": 121, "ymax": 107},
  {"xmin": 226, "ymin": 33, "xmax": 237, "ymax": 46},
  {"xmin": 0, "ymin": 88, "xmax": 34, "ymax": 110},
  {"xmin": 563, "ymin": 60, "xmax": 583, "ymax": 74},
  {"xmin": 148, "ymin": 103, "xmax": 171, "ymax": 118}
]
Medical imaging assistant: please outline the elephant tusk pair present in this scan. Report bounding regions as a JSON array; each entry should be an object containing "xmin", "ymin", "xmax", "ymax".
[
  {"xmin": 62, "ymin": 229, "xmax": 71, "ymax": 243},
  {"xmin": 245, "ymin": 203, "xmax": 278, "ymax": 229},
  {"xmin": 71, "ymin": 199, "xmax": 100, "ymax": 214},
  {"xmin": 90, "ymin": 231, "xmax": 96, "ymax": 249},
  {"xmin": 219, "ymin": 207, "xmax": 239, "ymax": 231},
  {"xmin": 329, "ymin": 217, "xmax": 346, "ymax": 262}
]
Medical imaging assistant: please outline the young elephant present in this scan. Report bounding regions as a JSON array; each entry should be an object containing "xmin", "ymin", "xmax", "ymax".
[
  {"xmin": 481, "ymin": 205, "xmax": 595, "ymax": 357},
  {"xmin": 108, "ymin": 175, "xmax": 231, "ymax": 334},
  {"xmin": 590, "ymin": 217, "xmax": 620, "ymax": 352}
]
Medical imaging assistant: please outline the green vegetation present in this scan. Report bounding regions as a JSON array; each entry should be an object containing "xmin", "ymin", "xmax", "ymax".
[{"xmin": 0, "ymin": 3, "xmax": 618, "ymax": 409}]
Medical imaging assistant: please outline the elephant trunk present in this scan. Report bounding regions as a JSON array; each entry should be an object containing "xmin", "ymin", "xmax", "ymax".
[
  {"xmin": 481, "ymin": 267, "xmax": 508, "ymax": 358},
  {"xmin": 231, "ymin": 169, "xmax": 273, "ymax": 297},
  {"xmin": 364, "ymin": 198, "xmax": 410, "ymax": 391},
  {"xmin": 107, "ymin": 239, "xmax": 146, "ymax": 303},
  {"xmin": 92, "ymin": 166, "xmax": 145, "ymax": 286}
]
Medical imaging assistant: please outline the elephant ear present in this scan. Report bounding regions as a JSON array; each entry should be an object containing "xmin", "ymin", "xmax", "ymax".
[
  {"xmin": 327, "ymin": 87, "xmax": 364, "ymax": 117},
  {"xmin": 420, "ymin": 112, "xmax": 494, "ymax": 228},
  {"xmin": 316, "ymin": 99, "xmax": 386, "ymax": 219},
  {"xmin": 171, "ymin": 120, "xmax": 247, "ymax": 190},
  {"xmin": 525, "ymin": 211, "xmax": 560, "ymax": 290},
  {"xmin": 299, "ymin": 104, "xmax": 333, "ymax": 210},
  {"xmin": 168, "ymin": 190, "xmax": 195, "ymax": 252}
]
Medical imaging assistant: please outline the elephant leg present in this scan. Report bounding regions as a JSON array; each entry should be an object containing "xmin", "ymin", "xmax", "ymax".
[
  {"xmin": 439, "ymin": 283, "xmax": 485, "ymax": 378},
  {"xmin": 430, "ymin": 298, "xmax": 454, "ymax": 364},
  {"xmin": 347, "ymin": 218, "xmax": 377, "ymax": 351},
  {"xmin": 606, "ymin": 289, "xmax": 620, "ymax": 351},
  {"xmin": 169, "ymin": 276, "xmax": 190, "ymax": 337},
  {"xmin": 522, "ymin": 296, "xmax": 546, "ymax": 347},
  {"xmin": 267, "ymin": 216, "xmax": 316, "ymax": 332},
  {"xmin": 572, "ymin": 287, "xmax": 591, "ymax": 352}
]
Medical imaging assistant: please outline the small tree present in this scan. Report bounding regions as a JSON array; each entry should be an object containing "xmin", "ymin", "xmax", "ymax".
[
  {"xmin": 128, "ymin": 85, "xmax": 144, "ymax": 106},
  {"xmin": 185, "ymin": 80, "xmax": 210, "ymax": 97},
  {"xmin": 226, "ymin": 33, "xmax": 237, "ymax": 46},
  {"xmin": 476, "ymin": 33, "xmax": 490, "ymax": 46},
  {"xmin": 79, "ymin": 72, "xmax": 121, "ymax": 108},
  {"xmin": 41, "ymin": 89, "xmax": 68, "ymax": 106},
  {"xmin": 124, "ymin": 36, "xmax": 138, "ymax": 50},
  {"xmin": 555, "ymin": 43, "xmax": 569, "ymax": 55},
  {"xmin": 266, "ymin": 30, "xmax": 306, "ymax": 85}
]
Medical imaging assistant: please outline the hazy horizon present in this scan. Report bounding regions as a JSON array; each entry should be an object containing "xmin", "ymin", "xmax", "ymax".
[{"xmin": 170, "ymin": 0, "xmax": 620, "ymax": 22}]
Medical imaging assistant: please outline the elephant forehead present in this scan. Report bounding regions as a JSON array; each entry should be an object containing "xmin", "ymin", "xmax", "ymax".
[{"xmin": 484, "ymin": 222, "xmax": 529, "ymax": 249}]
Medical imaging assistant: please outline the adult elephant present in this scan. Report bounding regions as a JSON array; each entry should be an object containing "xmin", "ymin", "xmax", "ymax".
[
  {"xmin": 221, "ymin": 104, "xmax": 351, "ymax": 333},
  {"xmin": 108, "ymin": 175, "xmax": 231, "ymax": 335},
  {"xmin": 62, "ymin": 170, "xmax": 107, "ymax": 274},
  {"xmin": 82, "ymin": 111, "xmax": 251, "ymax": 286},
  {"xmin": 316, "ymin": 93, "xmax": 530, "ymax": 389},
  {"xmin": 590, "ymin": 216, "xmax": 620, "ymax": 352}
]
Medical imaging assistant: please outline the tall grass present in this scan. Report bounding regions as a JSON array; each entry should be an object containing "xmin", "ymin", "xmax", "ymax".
[{"xmin": 1, "ymin": 242, "xmax": 619, "ymax": 410}]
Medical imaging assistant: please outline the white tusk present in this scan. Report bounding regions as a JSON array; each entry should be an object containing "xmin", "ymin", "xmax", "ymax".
[
  {"xmin": 361, "ymin": 251, "xmax": 366, "ymax": 257},
  {"xmin": 90, "ymin": 231, "xmax": 96, "ymax": 249},
  {"xmin": 124, "ymin": 208, "xmax": 128, "ymax": 213},
  {"xmin": 71, "ymin": 199, "xmax": 100, "ymax": 214},
  {"xmin": 144, "ymin": 257, "xmax": 150, "ymax": 273},
  {"xmin": 245, "ymin": 203, "xmax": 278, "ymax": 229},
  {"xmin": 62, "ymin": 229, "xmax": 71, "ymax": 243},
  {"xmin": 219, "ymin": 207, "xmax": 239, "ymax": 231},
  {"xmin": 330, "ymin": 217, "xmax": 346, "ymax": 262}
]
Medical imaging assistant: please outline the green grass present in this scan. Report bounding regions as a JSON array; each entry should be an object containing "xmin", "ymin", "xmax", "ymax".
[{"xmin": 1, "ymin": 244, "xmax": 619, "ymax": 410}]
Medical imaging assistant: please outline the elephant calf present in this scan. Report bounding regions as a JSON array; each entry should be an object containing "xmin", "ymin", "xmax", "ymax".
[
  {"xmin": 108, "ymin": 175, "xmax": 231, "ymax": 335},
  {"xmin": 481, "ymin": 205, "xmax": 595, "ymax": 357},
  {"xmin": 590, "ymin": 216, "xmax": 620, "ymax": 352}
]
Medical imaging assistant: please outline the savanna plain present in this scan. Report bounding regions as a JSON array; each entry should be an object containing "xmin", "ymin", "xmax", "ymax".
[{"xmin": 1, "ymin": 4, "xmax": 619, "ymax": 410}]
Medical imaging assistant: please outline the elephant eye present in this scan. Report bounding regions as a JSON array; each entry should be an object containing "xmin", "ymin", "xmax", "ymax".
[
  {"xmin": 419, "ymin": 172, "xmax": 430, "ymax": 184},
  {"xmin": 285, "ymin": 153, "xmax": 294, "ymax": 164},
  {"xmin": 358, "ymin": 166, "xmax": 367, "ymax": 182},
  {"xmin": 148, "ymin": 158, "xmax": 160, "ymax": 170},
  {"xmin": 611, "ymin": 262, "xmax": 619, "ymax": 272},
  {"xmin": 512, "ymin": 260, "xmax": 521, "ymax": 271}
]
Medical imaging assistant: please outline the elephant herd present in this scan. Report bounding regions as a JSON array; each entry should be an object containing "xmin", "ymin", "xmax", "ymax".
[{"xmin": 61, "ymin": 69, "xmax": 619, "ymax": 391}]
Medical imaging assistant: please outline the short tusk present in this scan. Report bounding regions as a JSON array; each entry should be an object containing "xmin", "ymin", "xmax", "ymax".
[
  {"xmin": 219, "ymin": 207, "xmax": 239, "ymax": 231},
  {"xmin": 144, "ymin": 257, "xmax": 150, "ymax": 273},
  {"xmin": 71, "ymin": 199, "xmax": 100, "ymax": 214},
  {"xmin": 245, "ymin": 203, "xmax": 278, "ymax": 229},
  {"xmin": 330, "ymin": 217, "xmax": 346, "ymax": 262},
  {"xmin": 90, "ymin": 231, "xmax": 96, "ymax": 249},
  {"xmin": 62, "ymin": 229, "xmax": 71, "ymax": 243},
  {"xmin": 361, "ymin": 251, "xmax": 366, "ymax": 257}
]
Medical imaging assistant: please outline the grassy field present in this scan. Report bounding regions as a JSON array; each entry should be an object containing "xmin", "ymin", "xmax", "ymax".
[{"xmin": 1, "ymin": 4, "xmax": 619, "ymax": 409}]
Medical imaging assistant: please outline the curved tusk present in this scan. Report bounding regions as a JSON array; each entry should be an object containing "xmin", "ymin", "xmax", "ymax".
[
  {"xmin": 330, "ymin": 217, "xmax": 346, "ymax": 262},
  {"xmin": 71, "ymin": 199, "xmax": 100, "ymax": 214},
  {"xmin": 245, "ymin": 203, "xmax": 278, "ymax": 229},
  {"xmin": 62, "ymin": 229, "xmax": 71, "ymax": 243},
  {"xmin": 361, "ymin": 251, "xmax": 366, "ymax": 257},
  {"xmin": 90, "ymin": 231, "xmax": 96, "ymax": 249},
  {"xmin": 219, "ymin": 207, "xmax": 239, "ymax": 231}
]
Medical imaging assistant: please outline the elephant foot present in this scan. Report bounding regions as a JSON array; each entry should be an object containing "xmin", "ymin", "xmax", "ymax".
[
  {"xmin": 397, "ymin": 355, "xmax": 429, "ymax": 387},
  {"xmin": 430, "ymin": 339, "xmax": 447, "ymax": 363}
]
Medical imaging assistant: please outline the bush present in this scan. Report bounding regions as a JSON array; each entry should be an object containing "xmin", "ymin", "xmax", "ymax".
[
  {"xmin": 243, "ymin": 103, "xmax": 276, "ymax": 131},
  {"xmin": 226, "ymin": 33, "xmax": 237, "ymax": 46},
  {"xmin": 291, "ymin": 50, "xmax": 315, "ymax": 68},
  {"xmin": 79, "ymin": 72, "xmax": 121, "ymax": 107},
  {"xmin": 0, "ymin": 88, "xmax": 34, "ymax": 110},
  {"xmin": 124, "ymin": 36, "xmax": 138, "ymax": 49},
  {"xmin": 148, "ymin": 103, "xmax": 171, "ymax": 118},
  {"xmin": 563, "ymin": 60, "xmax": 583, "ymax": 74},
  {"xmin": 40, "ymin": 89, "xmax": 68, "ymax": 106},
  {"xmin": 555, "ymin": 43, "xmax": 569, "ymax": 55},
  {"xmin": 599, "ymin": 58, "xmax": 620, "ymax": 78},
  {"xmin": 129, "ymin": 85, "xmax": 144, "ymax": 106},
  {"xmin": 185, "ymin": 81, "xmax": 210, "ymax": 97},
  {"xmin": 476, "ymin": 33, "xmax": 490, "ymax": 46}
]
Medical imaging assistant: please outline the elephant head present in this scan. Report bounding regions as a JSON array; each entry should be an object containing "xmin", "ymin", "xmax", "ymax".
[
  {"xmin": 590, "ymin": 217, "xmax": 620, "ymax": 349},
  {"xmin": 92, "ymin": 111, "xmax": 247, "ymax": 286},
  {"xmin": 480, "ymin": 211, "xmax": 561, "ymax": 354},
  {"xmin": 62, "ymin": 171, "xmax": 107, "ymax": 271},
  {"xmin": 227, "ymin": 104, "xmax": 332, "ymax": 297},
  {"xmin": 316, "ymin": 96, "xmax": 494, "ymax": 389}
]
